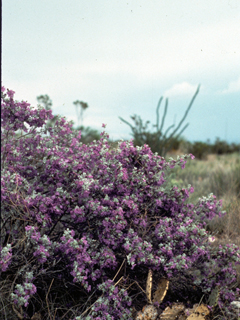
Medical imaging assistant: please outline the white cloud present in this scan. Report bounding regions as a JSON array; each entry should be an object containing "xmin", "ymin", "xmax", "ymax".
[
  {"xmin": 221, "ymin": 77, "xmax": 240, "ymax": 94},
  {"xmin": 164, "ymin": 82, "xmax": 199, "ymax": 97}
]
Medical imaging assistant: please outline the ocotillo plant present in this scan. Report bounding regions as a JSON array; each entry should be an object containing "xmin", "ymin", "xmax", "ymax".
[{"xmin": 119, "ymin": 85, "xmax": 200, "ymax": 157}]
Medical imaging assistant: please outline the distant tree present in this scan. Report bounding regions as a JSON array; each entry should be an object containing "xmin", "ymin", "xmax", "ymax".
[
  {"xmin": 36, "ymin": 94, "xmax": 52, "ymax": 110},
  {"xmin": 12, "ymin": 94, "xmax": 100, "ymax": 144},
  {"xmin": 36, "ymin": 95, "xmax": 59, "ymax": 131},
  {"xmin": 73, "ymin": 100, "xmax": 88, "ymax": 127},
  {"xmin": 72, "ymin": 100, "xmax": 101, "ymax": 144},
  {"xmin": 35, "ymin": 95, "xmax": 100, "ymax": 144}
]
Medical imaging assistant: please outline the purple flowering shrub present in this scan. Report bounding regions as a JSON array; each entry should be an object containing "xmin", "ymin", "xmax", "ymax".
[
  {"xmin": 1, "ymin": 86, "xmax": 240, "ymax": 319},
  {"xmin": 10, "ymin": 271, "xmax": 37, "ymax": 308}
]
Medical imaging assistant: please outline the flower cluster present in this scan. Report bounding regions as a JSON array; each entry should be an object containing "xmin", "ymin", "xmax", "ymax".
[
  {"xmin": 25, "ymin": 225, "xmax": 52, "ymax": 263},
  {"xmin": 74, "ymin": 280, "xmax": 132, "ymax": 320},
  {"xmin": 1, "ymin": 86, "xmax": 240, "ymax": 319},
  {"xmin": 0, "ymin": 243, "xmax": 12, "ymax": 272},
  {"xmin": 57, "ymin": 228, "xmax": 118, "ymax": 292},
  {"xmin": 10, "ymin": 271, "xmax": 37, "ymax": 307}
]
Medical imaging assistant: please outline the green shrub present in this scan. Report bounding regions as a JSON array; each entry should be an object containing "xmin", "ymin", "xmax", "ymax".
[
  {"xmin": 211, "ymin": 138, "xmax": 240, "ymax": 155},
  {"xmin": 181, "ymin": 141, "xmax": 210, "ymax": 160}
]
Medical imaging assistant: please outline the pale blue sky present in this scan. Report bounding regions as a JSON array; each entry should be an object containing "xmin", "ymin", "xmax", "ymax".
[{"xmin": 2, "ymin": 0, "xmax": 240, "ymax": 143}]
